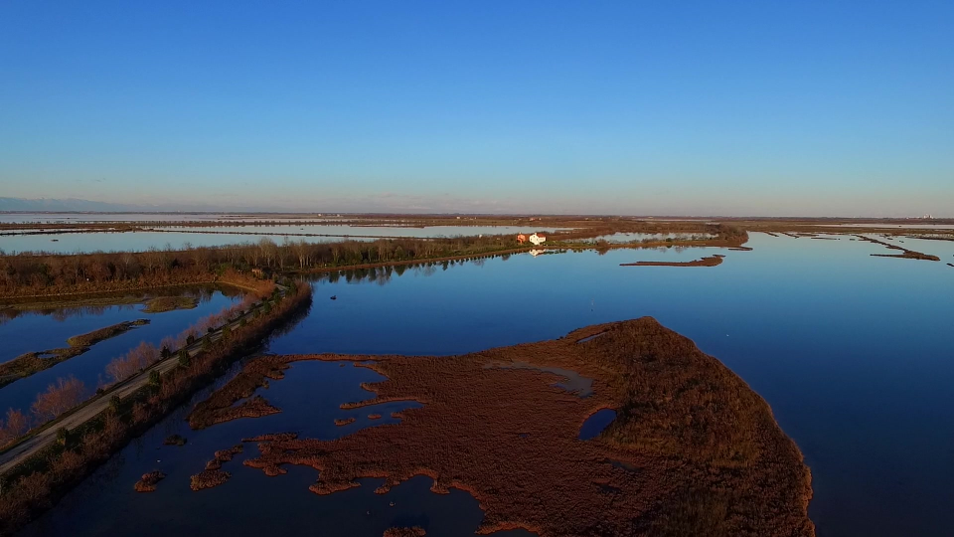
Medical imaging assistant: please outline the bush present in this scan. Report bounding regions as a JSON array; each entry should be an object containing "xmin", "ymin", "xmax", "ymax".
[{"xmin": 178, "ymin": 349, "xmax": 191, "ymax": 367}]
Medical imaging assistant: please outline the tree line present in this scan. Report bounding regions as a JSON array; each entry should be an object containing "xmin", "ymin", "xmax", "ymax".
[{"xmin": 0, "ymin": 235, "xmax": 521, "ymax": 297}]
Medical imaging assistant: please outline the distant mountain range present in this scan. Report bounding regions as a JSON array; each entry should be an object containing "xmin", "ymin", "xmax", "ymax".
[
  {"xmin": 0, "ymin": 197, "xmax": 249, "ymax": 213},
  {"xmin": 0, "ymin": 197, "xmax": 147, "ymax": 212}
]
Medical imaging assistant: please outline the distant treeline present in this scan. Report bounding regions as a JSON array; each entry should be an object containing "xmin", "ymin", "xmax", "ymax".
[
  {"xmin": 0, "ymin": 235, "xmax": 520, "ymax": 297},
  {"xmin": 1, "ymin": 225, "xmax": 747, "ymax": 298}
]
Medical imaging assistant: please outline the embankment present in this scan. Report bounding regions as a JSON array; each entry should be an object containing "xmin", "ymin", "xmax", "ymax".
[{"xmin": 0, "ymin": 282, "xmax": 312, "ymax": 535}]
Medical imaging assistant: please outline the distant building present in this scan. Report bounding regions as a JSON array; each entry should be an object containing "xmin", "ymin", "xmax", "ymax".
[
  {"xmin": 516, "ymin": 234, "xmax": 527, "ymax": 244},
  {"xmin": 529, "ymin": 233, "xmax": 547, "ymax": 246}
]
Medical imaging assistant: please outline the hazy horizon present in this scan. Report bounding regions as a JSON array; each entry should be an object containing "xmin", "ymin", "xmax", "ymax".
[{"xmin": 2, "ymin": 2, "xmax": 952, "ymax": 217}]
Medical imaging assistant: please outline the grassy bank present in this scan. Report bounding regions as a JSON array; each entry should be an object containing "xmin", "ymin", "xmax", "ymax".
[
  {"xmin": 65, "ymin": 319, "xmax": 150, "ymax": 347},
  {"xmin": 142, "ymin": 296, "xmax": 198, "ymax": 313}
]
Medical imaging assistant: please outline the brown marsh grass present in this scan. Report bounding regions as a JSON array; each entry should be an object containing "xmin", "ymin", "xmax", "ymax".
[
  {"xmin": 133, "ymin": 470, "xmax": 165, "ymax": 493},
  {"xmin": 224, "ymin": 318, "xmax": 814, "ymax": 536}
]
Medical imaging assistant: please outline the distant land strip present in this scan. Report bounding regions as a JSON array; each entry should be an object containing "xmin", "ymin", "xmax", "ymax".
[{"xmin": 620, "ymin": 255, "xmax": 724, "ymax": 268}]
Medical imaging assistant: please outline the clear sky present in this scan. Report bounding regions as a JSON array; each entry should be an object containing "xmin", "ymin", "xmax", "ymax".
[{"xmin": 1, "ymin": 1, "xmax": 952, "ymax": 216}]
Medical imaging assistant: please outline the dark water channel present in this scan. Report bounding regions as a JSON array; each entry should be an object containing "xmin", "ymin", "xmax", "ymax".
[{"xmin": 578, "ymin": 409, "xmax": 616, "ymax": 440}]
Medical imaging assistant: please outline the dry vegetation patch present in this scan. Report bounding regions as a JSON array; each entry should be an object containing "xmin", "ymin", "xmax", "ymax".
[
  {"xmin": 857, "ymin": 235, "xmax": 941, "ymax": 261},
  {"xmin": 164, "ymin": 434, "xmax": 187, "ymax": 446},
  {"xmin": 620, "ymin": 255, "xmax": 724, "ymax": 268},
  {"xmin": 383, "ymin": 527, "xmax": 426, "ymax": 537},
  {"xmin": 226, "ymin": 319, "xmax": 813, "ymax": 536},
  {"xmin": 142, "ymin": 296, "xmax": 199, "ymax": 313},
  {"xmin": 66, "ymin": 319, "xmax": 150, "ymax": 346},
  {"xmin": 134, "ymin": 470, "xmax": 166, "ymax": 493},
  {"xmin": 191, "ymin": 445, "xmax": 243, "ymax": 491},
  {"xmin": 187, "ymin": 355, "xmax": 289, "ymax": 429},
  {"xmin": 190, "ymin": 469, "xmax": 231, "ymax": 491}
]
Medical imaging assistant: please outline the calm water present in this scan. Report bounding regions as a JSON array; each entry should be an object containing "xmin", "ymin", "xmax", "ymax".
[
  {"xmin": 0, "ymin": 226, "xmax": 560, "ymax": 254},
  {"xmin": 19, "ymin": 233, "xmax": 954, "ymax": 536},
  {"xmin": 0, "ymin": 288, "xmax": 242, "ymax": 414},
  {"xmin": 579, "ymin": 409, "xmax": 617, "ymax": 440}
]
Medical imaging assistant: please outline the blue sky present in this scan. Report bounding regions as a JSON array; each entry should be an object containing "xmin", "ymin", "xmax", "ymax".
[{"xmin": 1, "ymin": 1, "xmax": 952, "ymax": 216}]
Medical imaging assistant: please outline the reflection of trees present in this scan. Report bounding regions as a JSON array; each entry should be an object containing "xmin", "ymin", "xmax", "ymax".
[
  {"xmin": 0, "ymin": 285, "xmax": 229, "ymax": 324},
  {"xmin": 308, "ymin": 254, "xmax": 522, "ymax": 287}
]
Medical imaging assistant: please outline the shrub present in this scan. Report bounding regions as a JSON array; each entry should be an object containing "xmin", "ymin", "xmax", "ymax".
[{"xmin": 31, "ymin": 377, "xmax": 87, "ymax": 421}]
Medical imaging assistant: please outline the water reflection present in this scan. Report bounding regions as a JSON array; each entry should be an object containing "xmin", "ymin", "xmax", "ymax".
[{"xmin": 0, "ymin": 286, "xmax": 228, "ymax": 324}]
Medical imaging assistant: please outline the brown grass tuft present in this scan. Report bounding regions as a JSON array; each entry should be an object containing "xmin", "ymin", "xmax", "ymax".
[{"xmin": 134, "ymin": 471, "xmax": 166, "ymax": 493}]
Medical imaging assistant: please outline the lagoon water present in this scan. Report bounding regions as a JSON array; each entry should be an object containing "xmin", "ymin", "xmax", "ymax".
[
  {"xmin": 0, "ymin": 225, "xmax": 560, "ymax": 254},
  {"xmin": 17, "ymin": 233, "xmax": 954, "ymax": 536},
  {"xmin": 0, "ymin": 288, "xmax": 243, "ymax": 414}
]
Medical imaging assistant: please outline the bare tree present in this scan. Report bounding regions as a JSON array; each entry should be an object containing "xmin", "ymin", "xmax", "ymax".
[{"xmin": 31, "ymin": 377, "xmax": 87, "ymax": 421}]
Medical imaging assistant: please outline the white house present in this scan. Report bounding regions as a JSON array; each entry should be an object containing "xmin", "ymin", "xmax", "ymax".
[{"xmin": 529, "ymin": 233, "xmax": 547, "ymax": 246}]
